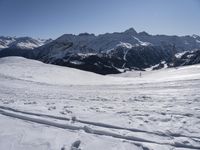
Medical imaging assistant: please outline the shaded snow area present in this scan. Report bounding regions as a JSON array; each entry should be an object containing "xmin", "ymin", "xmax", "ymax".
[
  {"xmin": 132, "ymin": 36, "xmax": 152, "ymax": 46},
  {"xmin": 0, "ymin": 57, "xmax": 200, "ymax": 150},
  {"xmin": 175, "ymin": 51, "xmax": 189, "ymax": 59},
  {"xmin": 117, "ymin": 42, "xmax": 133, "ymax": 49}
]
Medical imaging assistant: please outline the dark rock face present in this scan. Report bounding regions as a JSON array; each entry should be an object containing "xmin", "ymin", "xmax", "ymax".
[
  {"xmin": 34, "ymin": 44, "xmax": 174, "ymax": 74},
  {"xmin": 174, "ymin": 50, "xmax": 200, "ymax": 66},
  {"xmin": 108, "ymin": 45, "xmax": 173, "ymax": 69},
  {"xmin": 152, "ymin": 63, "xmax": 165, "ymax": 70},
  {"xmin": 48, "ymin": 53, "xmax": 122, "ymax": 75},
  {"xmin": 0, "ymin": 48, "xmax": 34, "ymax": 59},
  {"xmin": 2, "ymin": 45, "xmax": 200, "ymax": 75}
]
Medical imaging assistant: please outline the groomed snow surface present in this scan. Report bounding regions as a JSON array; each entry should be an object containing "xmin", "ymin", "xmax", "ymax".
[{"xmin": 0, "ymin": 57, "xmax": 200, "ymax": 150}]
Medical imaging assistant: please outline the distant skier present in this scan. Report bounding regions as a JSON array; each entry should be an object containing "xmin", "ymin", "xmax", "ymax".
[{"xmin": 139, "ymin": 72, "xmax": 142, "ymax": 78}]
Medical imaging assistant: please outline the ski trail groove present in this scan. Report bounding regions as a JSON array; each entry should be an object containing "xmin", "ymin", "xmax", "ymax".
[
  {"xmin": 0, "ymin": 105, "xmax": 200, "ymax": 140},
  {"xmin": 75, "ymin": 118, "xmax": 200, "ymax": 140},
  {"xmin": 0, "ymin": 109, "xmax": 200, "ymax": 149},
  {"xmin": 75, "ymin": 118, "xmax": 168, "ymax": 137},
  {"xmin": 0, "ymin": 105, "xmax": 70, "ymax": 121}
]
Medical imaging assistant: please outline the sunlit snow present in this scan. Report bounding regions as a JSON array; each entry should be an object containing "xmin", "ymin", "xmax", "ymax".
[{"xmin": 0, "ymin": 57, "xmax": 200, "ymax": 150}]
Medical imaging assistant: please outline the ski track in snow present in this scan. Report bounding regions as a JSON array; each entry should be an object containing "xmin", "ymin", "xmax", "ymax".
[
  {"xmin": 1, "ymin": 106, "xmax": 200, "ymax": 149},
  {"xmin": 0, "ymin": 57, "xmax": 200, "ymax": 150}
]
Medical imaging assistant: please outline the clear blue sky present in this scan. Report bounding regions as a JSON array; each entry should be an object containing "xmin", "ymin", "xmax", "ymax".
[{"xmin": 0, "ymin": 0, "xmax": 200, "ymax": 38}]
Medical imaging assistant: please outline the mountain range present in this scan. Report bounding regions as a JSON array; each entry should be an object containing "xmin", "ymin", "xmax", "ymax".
[{"xmin": 0, "ymin": 28, "xmax": 200, "ymax": 74}]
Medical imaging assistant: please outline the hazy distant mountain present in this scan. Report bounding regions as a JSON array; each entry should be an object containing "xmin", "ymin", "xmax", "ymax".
[{"xmin": 0, "ymin": 36, "xmax": 52, "ymax": 50}]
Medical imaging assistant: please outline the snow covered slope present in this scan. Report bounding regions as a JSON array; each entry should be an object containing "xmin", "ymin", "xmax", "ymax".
[
  {"xmin": 0, "ymin": 57, "xmax": 200, "ymax": 150},
  {"xmin": 0, "ymin": 36, "xmax": 15, "ymax": 49},
  {"xmin": 0, "ymin": 56, "xmax": 200, "ymax": 85},
  {"xmin": 111, "ymin": 64, "xmax": 200, "ymax": 82},
  {"xmin": 0, "ymin": 57, "xmax": 122, "ymax": 85}
]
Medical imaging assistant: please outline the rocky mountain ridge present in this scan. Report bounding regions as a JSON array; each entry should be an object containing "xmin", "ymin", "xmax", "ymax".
[{"xmin": 0, "ymin": 28, "xmax": 200, "ymax": 74}]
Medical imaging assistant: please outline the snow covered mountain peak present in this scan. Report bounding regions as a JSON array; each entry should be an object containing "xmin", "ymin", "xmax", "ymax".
[{"xmin": 0, "ymin": 36, "xmax": 15, "ymax": 49}]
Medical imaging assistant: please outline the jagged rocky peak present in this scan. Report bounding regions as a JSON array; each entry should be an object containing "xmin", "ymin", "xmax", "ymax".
[
  {"xmin": 56, "ymin": 34, "xmax": 75, "ymax": 42},
  {"xmin": 124, "ymin": 27, "xmax": 138, "ymax": 35},
  {"xmin": 138, "ymin": 31, "xmax": 150, "ymax": 36},
  {"xmin": 78, "ymin": 32, "xmax": 95, "ymax": 37},
  {"xmin": 56, "ymin": 32, "xmax": 96, "ymax": 43}
]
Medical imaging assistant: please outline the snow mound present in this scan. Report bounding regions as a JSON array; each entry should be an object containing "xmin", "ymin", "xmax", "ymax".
[{"xmin": 0, "ymin": 57, "xmax": 121, "ymax": 85}]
